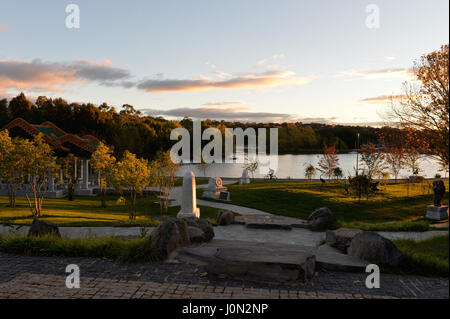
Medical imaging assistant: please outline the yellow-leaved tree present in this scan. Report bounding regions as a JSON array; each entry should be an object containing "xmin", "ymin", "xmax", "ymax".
[
  {"xmin": 151, "ymin": 150, "xmax": 179, "ymax": 214},
  {"xmin": 0, "ymin": 130, "xmax": 43, "ymax": 208},
  {"xmin": 113, "ymin": 151, "xmax": 151, "ymax": 219},
  {"xmin": 24, "ymin": 134, "xmax": 59, "ymax": 218},
  {"xmin": 90, "ymin": 142, "xmax": 116, "ymax": 208}
]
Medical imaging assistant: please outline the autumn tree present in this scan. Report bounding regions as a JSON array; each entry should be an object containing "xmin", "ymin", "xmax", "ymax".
[
  {"xmin": 0, "ymin": 131, "xmax": 42, "ymax": 208},
  {"xmin": 90, "ymin": 142, "xmax": 116, "ymax": 208},
  {"xmin": 0, "ymin": 130, "xmax": 17, "ymax": 207},
  {"xmin": 151, "ymin": 150, "xmax": 179, "ymax": 214},
  {"xmin": 360, "ymin": 143, "xmax": 386, "ymax": 179},
  {"xmin": 384, "ymin": 148, "xmax": 405, "ymax": 181},
  {"xmin": 403, "ymin": 129, "xmax": 430, "ymax": 176},
  {"xmin": 113, "ymin": 151, "xmax": 151, "ymax": 220},
  {"xmin": 24, "ymin": 134, "xmax": 59, "ymax": 217},
  {"xmin": 317, "ymin": 142, "xmax": 339, "ymax": 180},
  {"xmin": 389, "ymin": 44, "xmax": 449, "ymax": 169}
]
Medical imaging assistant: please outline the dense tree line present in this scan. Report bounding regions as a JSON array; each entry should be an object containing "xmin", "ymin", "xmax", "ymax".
[{"xmin": 1, "ymin": 93, "xmax": 383, "ymax": 159}]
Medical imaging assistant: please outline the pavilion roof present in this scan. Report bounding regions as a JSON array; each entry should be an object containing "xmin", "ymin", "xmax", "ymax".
[{"xmin": 1, "ymin": 118, "xmax": 113, "ymax": 158}]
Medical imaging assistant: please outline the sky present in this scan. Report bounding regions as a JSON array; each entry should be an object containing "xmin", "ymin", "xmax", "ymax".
[{"xmin": 0, "ymin": 0, "xmax": 448, "ymax": 125}]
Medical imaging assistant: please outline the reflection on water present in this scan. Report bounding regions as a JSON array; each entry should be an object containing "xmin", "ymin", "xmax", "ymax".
[{"xmin": 176, "ymin": 153, "xmax": 446, "ymax": 179}]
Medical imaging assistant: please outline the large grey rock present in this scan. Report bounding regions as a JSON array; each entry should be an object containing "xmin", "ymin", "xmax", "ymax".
[
  {"xmin": 326, "ymin": 228, "xmax": 363, "ymax": 253},
  {"xmin": 348, "ymin": 231, "xmax": 403, "ymax": 266},
  {"xmin": 188, "ymin": 226, "xmax": 206, "ymax": 243},
  {"xmin": 178, "ymin": 239, "xmax": 315, "ymax": 283},
  {"xmin": 28, "ymin": 219, "xmax": 60, "ymax": 237},
  {"xmin": 217, "ymin": 210, "xmax": 235, "ymax": 226},
  {"xmin": 316, "ymin": 244, "xmax": 368, "ymax": 272},
  {"xmin": 150, "ymin": 218, "xmax": 190, "ymax": 259},
  {"xmin": 308, "ymin": 207, "xmax": 334, "ymax": 230},
  {"xmin": 183, "ymin": 218, "xmax": 215, "ymax": 242}
]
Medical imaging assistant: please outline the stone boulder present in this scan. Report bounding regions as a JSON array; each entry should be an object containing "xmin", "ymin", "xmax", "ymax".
[
  {"xmin": 348, "ymin": 231, "xmax": 404, "ymax": 266},
  {"xmin": 28, "ymin": 219, "xmax": 60, "ymax": 237},
  {"xmin": 308, "ymin": 207, "xmax": 334, "ymax": 230},
  {"xmin": 326, "ymin": 228, "xmax": 363, "ymax": 253},
  {"xmin": 188, "ymin": 226, "xmax": 206, "ymax": 243},
  {"xmin": 217, "ymin": 210, "xmax": 235, "ymax": 226},
  {"xmin": 150, "ymin": 218, "xmax": 190, "ymax": 259},
  {"xmin": 183, "ymin": 218, "xmax": 215, "ymax": 243}
]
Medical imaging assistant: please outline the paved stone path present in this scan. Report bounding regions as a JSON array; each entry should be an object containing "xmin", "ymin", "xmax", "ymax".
[
  {"xmin": 0, "ymin": 273, "xmax": 403, "ymax": 299},
  {"xmin": 0, "ymin": 253, "xmax": 448, "ymax": 299}
]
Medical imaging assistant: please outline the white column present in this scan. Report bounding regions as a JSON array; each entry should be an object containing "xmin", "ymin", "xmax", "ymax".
[
  {"xmin": 79, "ymin": 159, "xmax": 84, "ymax": 181},
  {"xmin": 48, "ymin": 173, "xmax": 55, "ymax": 192},
  {"xmin": 177, "ymin": 171, "xmax": 200, "ymax": 218},
  {"xmin": 82, "ymin": 159, "xmax": 89, "ymax": 190}
]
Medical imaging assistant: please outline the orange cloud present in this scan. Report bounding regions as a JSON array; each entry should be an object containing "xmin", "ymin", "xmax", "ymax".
[
  {"xmin": 0, "ymin": 58, "xmax": 130, "ymax": 93},
  {"xmin": 137, "ymin": 71, "xmax": 314, "ymax": 93}
]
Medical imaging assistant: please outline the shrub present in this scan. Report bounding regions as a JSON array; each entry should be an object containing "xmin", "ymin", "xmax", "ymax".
[
  {"xmin": 0, "ymin": 235, "xmax": 158, "ymax": 262},
  {"xmin": 348, "ymin": 173, "xmax": 371, "ymax": 202}
]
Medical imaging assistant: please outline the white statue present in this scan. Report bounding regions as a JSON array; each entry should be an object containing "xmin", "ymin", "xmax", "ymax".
[
  {"xmin": 239, "ymin": 168, "xmax": 250, "ymax": 184},
  {"xmin": 177, "ymin": 171, "xmax": 200, "ymax": 218}
]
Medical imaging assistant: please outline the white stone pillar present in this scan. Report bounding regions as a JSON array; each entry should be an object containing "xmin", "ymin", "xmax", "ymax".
[
  {"xmin": 177, "ymin": 171, "xmax": 200, "ymax": 218},
  {"xmin": 79, "ymin": 159, "xmax": 84, "ymax": 181},
  {"xmin": 48, "ymin": 173, "xmax": 55, "ymax": 192},
  {"xmin": 82, "ymin": 159, "xmax": 89, "ymax": 190}
]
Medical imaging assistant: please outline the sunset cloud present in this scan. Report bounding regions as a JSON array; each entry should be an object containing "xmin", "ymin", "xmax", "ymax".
[
  {"xmin": 143, "ymin": 106, "xmax": 336, "ymax": 123},
  {"xmin": 211, "ymin": 70, "xmax": 232, "ymax": 78},
  {"xmin": 336, "ymin": 68, "xmax": 414, "ymax": 80},
  {"xmin": 144, "ymin": 106, "xmax": 296, "ymax": 122},
  {"xmin": 360, "ymin": 94, "xmax": 408, "ymax": 104},
  {"xmin": 203, "ymin": 101, "xmax": 245, "ymax": 106},
  {"xmin": 137, "ymin": 71, "xmax": 314, "ymax": 93},
  {"xmin": 0, "ymin": 58, "xmax": 130, "ymax": 93}
]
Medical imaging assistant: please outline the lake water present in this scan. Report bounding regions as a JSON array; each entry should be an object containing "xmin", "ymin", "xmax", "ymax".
[{"xmin": 176, "ymin": 153, "xmax": 446, "ymax": 179}]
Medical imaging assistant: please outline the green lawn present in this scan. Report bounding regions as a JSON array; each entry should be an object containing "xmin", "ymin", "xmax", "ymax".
[
  {"xmin": 0, "ymin": 193, "xmax": 221, "ymax": 227},
  {"xmin": 393, "ymin": 234, "xmax": 449, "ymax": 276},
  {"xmin": 201, "ymin": 180, "xmax": 449, "ymax": 231}
]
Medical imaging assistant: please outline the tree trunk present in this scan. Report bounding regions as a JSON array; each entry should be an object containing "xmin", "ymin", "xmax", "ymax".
[
  {"xmin": 101, "ymin": 187, "xmax": 107, "ymax": 208},
  {"xmin": 7, "ymin": 184, "xmax": 16, "ymax": 208}
]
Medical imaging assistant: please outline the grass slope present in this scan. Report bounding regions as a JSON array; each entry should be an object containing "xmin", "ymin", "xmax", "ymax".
[
  {"xmin": 393, "ymin": 234, "xmax": 449, "ymax": 277},
  {"xmin": 206, "ymin": 181, "xmax": 449, "ymax": 231},
  {"xmin": 0, "ymin": 194, "xmax": 221, "ymax": 227}
]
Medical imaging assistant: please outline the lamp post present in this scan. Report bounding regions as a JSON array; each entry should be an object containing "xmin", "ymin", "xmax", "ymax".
[{"xmin": 356, "ymin": 133, "xmax": 360, "ymax": 176}]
